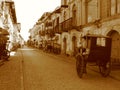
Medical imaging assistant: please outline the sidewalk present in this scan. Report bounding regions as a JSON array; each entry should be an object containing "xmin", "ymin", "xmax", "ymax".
[{"xmin": 0, "ymin": 50, "xmax": 22, "ymax": 90}]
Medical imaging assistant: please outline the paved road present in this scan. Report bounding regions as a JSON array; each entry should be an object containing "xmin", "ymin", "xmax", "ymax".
[
  {"xmin": 19, "ymin": 47, "xmax": 120, "ymax": 90},
  {"xmin": 0, "ymin": 46, "xmax": 120, "ymax": 90}
]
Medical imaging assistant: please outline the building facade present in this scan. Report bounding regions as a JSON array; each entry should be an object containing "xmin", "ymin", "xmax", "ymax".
[
  {"xmin": 29, "ymin": 0, "xmax": 120, "ymax": 63},
  {"xmin": 0, "ymin": 0, "xmax": 22, "ymax": 51}
]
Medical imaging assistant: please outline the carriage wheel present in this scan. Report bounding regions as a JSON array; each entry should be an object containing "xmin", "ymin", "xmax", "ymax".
[
  {"xmin": 76, "ymin": 55, "xmax": 84, "ymax": 78},
  {"xmin": 99, "ymin": 61, "xmax": 111, "ymax": 77}
]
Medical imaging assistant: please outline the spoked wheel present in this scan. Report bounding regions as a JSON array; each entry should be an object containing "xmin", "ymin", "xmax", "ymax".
[
  {"xmin": 99, "ymin": 61, "xmax": 111, "ymax": 77},
  {"xmin": 76, "ymin": 55, "xmax": 84, "ymax": 78}
]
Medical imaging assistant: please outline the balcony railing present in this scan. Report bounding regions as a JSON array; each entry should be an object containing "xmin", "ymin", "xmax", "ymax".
[
  {"xmin": 60, "ymin": 18, "xmax": 72, "ymax": 32},
  {"xmin": 47, "ymin": 18, "xmax": 80, "ymax": 34},
  {"xmin": 60, "ymin": 17, "xmax": 78, "ymax": 32},
  {"xmin": 54, "ymin": 25, "xmax": 62, "ymax": 34}
]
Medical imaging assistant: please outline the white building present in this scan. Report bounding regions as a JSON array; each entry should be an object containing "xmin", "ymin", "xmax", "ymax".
[
  {"xmin": 29, "ymin": 0, "xmax": 120, "ymax": 64},
  {"xmin": 0, "ymin": 0, "xmax": 22, "ymax": 51}
]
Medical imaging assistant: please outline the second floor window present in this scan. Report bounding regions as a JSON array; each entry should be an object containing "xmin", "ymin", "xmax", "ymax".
[
  {"xmin": 117, "ymin": 0, "xmax": 120, "ymax": 13},
  {"xmin": 111, "ymin": 0, "xmax": 120, "ymax": 15},
  {"xmin": 111, "ymin": 0, "xmax": 117, "ymax": 15},
  {"xmin": 72, "ymin": 4, "xmax": 77, "ymax": 26},
  {"xmin": 87, "ymin": 0, "xmax": 98, "ymax": 23}
]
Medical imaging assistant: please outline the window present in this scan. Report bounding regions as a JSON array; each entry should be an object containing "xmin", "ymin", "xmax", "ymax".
[
  {"xmin": 110, "ymin": 0, "xmax": 120, "ymax": 15},
  {"xmin": 117, "ymin": 0, "xmax": 120, "ymax": 13},
  {"xmin": 97, "ymin": 38, "xmax": 106, "ymax": 46},
  {"xmin": 72, "ymin": 5, "xmax": 77, "ymax": 26},
  {"xmin": 87, "ymin": 0, "xmax": 98, "ymax": 22},
  {"xmin": 111, "ymin": 0, "xmax": 117, "ymax": 15}
]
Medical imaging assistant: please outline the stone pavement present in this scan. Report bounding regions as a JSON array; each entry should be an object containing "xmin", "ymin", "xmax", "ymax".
[
  {"xmin": 0, "ymin": 48, "xmax": 120, "ymax": 90},
  {"xmin": 0, "ymin": 50, "xmax": 22, "ymax": 90},
  {"xmin": 109, "ymin": 65, "xmax": 120, "ymax": 81},
  {"xmin": 37, "ymin": 48, "xmax": 120, "ymax": 81},
  {"xmin": 57, "ymin": 54, "xmax": 120, "ymax": 81}
]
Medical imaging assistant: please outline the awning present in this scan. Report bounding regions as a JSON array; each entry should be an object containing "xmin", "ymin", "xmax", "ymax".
[{"xmin": 0, "ymin": 27, "xmax": 9, "ymax": 35}]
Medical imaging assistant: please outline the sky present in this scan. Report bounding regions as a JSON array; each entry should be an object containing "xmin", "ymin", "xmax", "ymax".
[{"xmin": 13, "ymin": 0, "xmax": 61, "ymax": 41}]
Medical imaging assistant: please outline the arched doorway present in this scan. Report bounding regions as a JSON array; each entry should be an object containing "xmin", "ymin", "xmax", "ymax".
[
  {"xmin": 108, "ymin": 30, "xmax": 120, "ymax": 63},
  {"xmin": 72, "ymin": 36, "xmax": 77, "ymax": 56},
  {"xmin": 63, "ymin": 37, "xmax": 67, "ymax": 54}
]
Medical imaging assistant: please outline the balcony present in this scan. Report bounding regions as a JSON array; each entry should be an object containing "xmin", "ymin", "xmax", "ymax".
[
  {"xmin": 60, "ymin": 18, "xmax": 79, "ymax": 32},
  {"xmin": 60, "ymin": 18, "xmax": 72, "ymax": 32},
  {"xmin": 54, "ymin": 25, "xmax": 61, "ymax": 34}
]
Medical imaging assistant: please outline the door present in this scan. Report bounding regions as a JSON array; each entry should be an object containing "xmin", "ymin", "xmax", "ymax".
[{"xmin": 110, "ymin": 31, "xmax": 120, "ymax": 63}]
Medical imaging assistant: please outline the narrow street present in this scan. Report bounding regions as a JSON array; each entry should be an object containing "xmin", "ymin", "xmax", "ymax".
[
  {"xmin": 0, "ymin": 0, "xmax": 120, "ymax": 90},
  {"xmin": 17, "ymin": 46, "xmax": 120, "ymax": 90}
]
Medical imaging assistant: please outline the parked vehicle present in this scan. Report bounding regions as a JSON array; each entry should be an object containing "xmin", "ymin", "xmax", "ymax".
[{"xmin": 76, "ymin": 34, "xmax": 112, "ymax": 78}]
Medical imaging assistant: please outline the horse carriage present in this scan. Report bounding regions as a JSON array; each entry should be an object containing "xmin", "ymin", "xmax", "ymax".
[{"xmin": 76, "ymin": 34, "xmax": 112, "ymax": 78}]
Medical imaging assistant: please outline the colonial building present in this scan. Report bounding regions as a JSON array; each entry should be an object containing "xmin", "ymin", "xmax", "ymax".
[
  {"xmin": 96, "ymin": 0, "xmax": 120, "ymax": 63},
  {"xmin": 29, "ymin": 12, "xmax": 51, "ymax": 47},
  {"xmin": 29, "ymin": 0, "xmax": 120, "ymax": 63},
  {"xmin": 59, "ymin": 0, "xmax": 120, "ymax": 63},
  {"xmin": 0, "ymin": 0, "xmax": 21, "ymax": 50}
]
